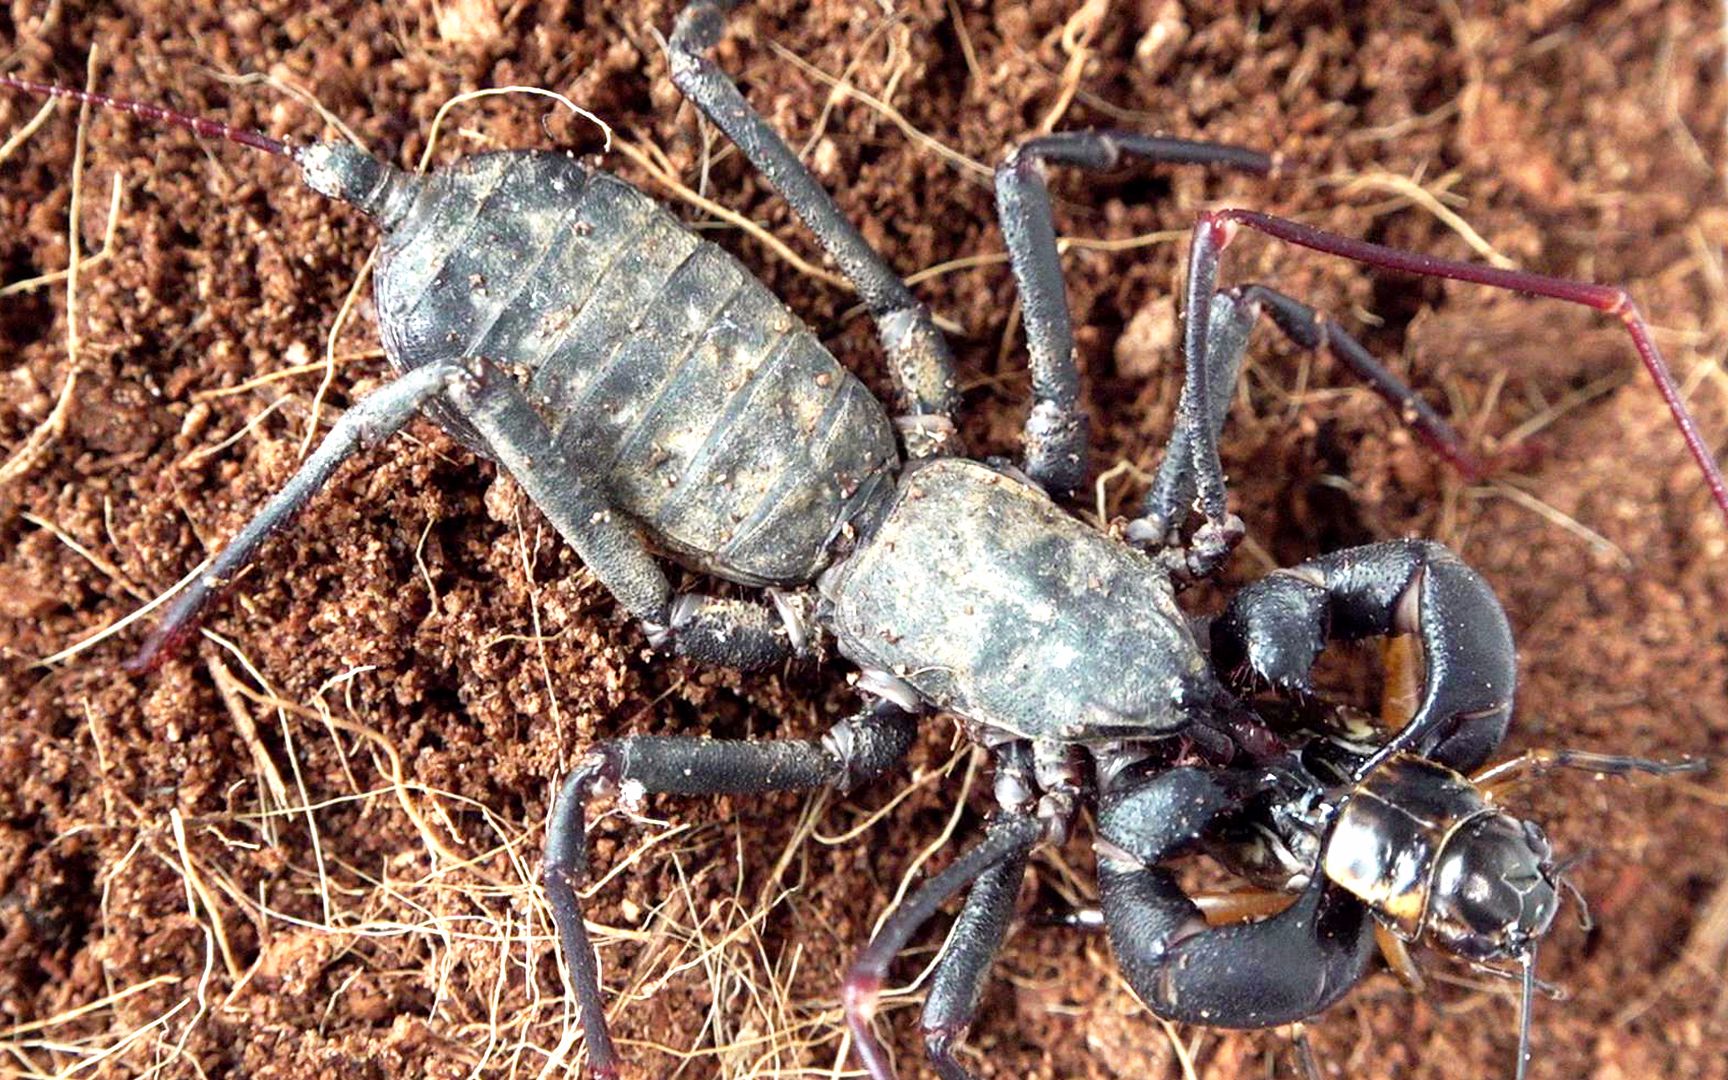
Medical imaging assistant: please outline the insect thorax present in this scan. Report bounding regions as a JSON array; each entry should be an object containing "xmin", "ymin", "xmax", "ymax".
[{"xmin": 1323, "ymin": 753, "xmax": 1496, "ymax": 940}]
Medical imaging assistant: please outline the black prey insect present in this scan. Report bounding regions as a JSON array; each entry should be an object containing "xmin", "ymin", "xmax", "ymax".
[{"xmin": 6, "ymin": 3, "xmax": 1722, "ymax": 1078}]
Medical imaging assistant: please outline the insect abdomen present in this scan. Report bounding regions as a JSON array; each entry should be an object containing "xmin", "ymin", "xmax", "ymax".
[{"xmin": 373, "ymin": 150, "xmax": 897, "ymax": 586}]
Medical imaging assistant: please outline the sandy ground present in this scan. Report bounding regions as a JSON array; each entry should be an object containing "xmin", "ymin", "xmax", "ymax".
[{"xmin": 2, "ymin": 1, "xmax": 1727, "ymax": 1077}]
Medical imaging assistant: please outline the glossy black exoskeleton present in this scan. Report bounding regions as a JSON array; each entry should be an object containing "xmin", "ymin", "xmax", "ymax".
[{"xmin": 1096, "ymin": 671, "xmax": 1703, "ymax": 1080}]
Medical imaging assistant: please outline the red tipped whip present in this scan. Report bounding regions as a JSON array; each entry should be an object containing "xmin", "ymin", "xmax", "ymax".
[
  {"xmin": 1205, "ymin": 208, "xmax": 1728, "ymax": 527},
  {"xmin": 1, "ymin": 73, "xmax": 293, "ymax": 158}
]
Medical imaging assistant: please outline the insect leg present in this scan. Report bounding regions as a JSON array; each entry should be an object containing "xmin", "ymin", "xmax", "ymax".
[
  {"xmin": 1471, "ymin": 748, "xmax": 1706, "ymax": 791},
  {"xmin": 1289, "ymin": 1024, "xmax": 1324, "ymax": 1080},
  {"xmin": 547, "ymin": 701, "xmax": 920, "ymax": 1079},
  {"xmin": 1096, "ymin": 765, "xmax": 1375, "ymax": 1027},
  {"xmin": 446, "ymin": 360, "xmax": 671, "ymax": 623},
  {"xmin": 668, "ymin": 2, "xmax": 960, "ymax": 456},
  {"xmin": 127, "ymin": 360, "xmax": 468, "ymax": 672},
  {"xmin": 1038, "ymin": 889, "xmax": 1303, "ymax": 929},
  {"xmin": 1121, "ymin": 219, "xmax": 1382, "ymax": 578},
  {"xmin": 1194, "ymin": 888, "xmax": 1302, "ymax": 922},
  {"xmin": 646, "ymin": 591, "xmax": 813, "ymax": 668},
  {"xmin": 446, "ymin": 359, "xmax": 802, "ymax": 669},
  {"xmin": 918, "ymin": 843, "xmax": 1030, "ymax": 1080},
  {"xmin": 1211, "ymin": 539, "xmax": 1517, "ymax": 775},
  {"xmin": 994, "ymin": 132, "xmax": 1272, "ymax": 496},
  {"xmin": 1374, "ymin": 924, "xmax": 1427, "ymax": 992},
  {"xmin": 846, "ymin": 814, "xmax": 1042, "ymax": 1080}
]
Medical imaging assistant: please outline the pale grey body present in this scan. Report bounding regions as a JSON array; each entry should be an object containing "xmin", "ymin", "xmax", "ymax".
[
  {"xmin": 364, "ymin": 150, "xmax": 1216, "ymax": 742},
  {"xmin": 822, "ymin": 457, "xmax": 1210, "ymax": 744},
  {"xmin": 179, "ymin": 140, "xmax": 1214, "ymax": 708}
]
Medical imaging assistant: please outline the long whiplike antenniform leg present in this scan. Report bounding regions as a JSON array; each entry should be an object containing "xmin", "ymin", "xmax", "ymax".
[{"xmin": 1203, "ymin": 208, "xmax": 1728, "ymax": 523}]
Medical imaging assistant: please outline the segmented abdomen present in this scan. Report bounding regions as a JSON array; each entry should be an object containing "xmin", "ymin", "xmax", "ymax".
[{"xmin": 373, "ymin": 151, "xmax": 898, "ymax": 585}]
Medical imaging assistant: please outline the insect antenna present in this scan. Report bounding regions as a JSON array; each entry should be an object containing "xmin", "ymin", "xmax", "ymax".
[
  {"xmin": 1288, "ymin": 1022, "xmax": 1322, "ymax": 1080},
  {"xmin": 1549, "ymin": 852, "xmax": 1596, "ymax": 932},
  {"xmin": 1515, "ymin": 946, "xmax": 1538, "ymax": 1080},
  {"xmin": 0, "ymin": 74, "xmax": 292, "ymax": 158},
  {"xmin": 1468, "ymin": 957, "xmax": 1564, "ymax": 991}
]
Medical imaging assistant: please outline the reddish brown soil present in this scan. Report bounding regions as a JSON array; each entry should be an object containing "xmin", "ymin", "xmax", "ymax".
[{"xmin": 3, "ymin": 2, "xmax": 1726, "ymax": 1078}]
